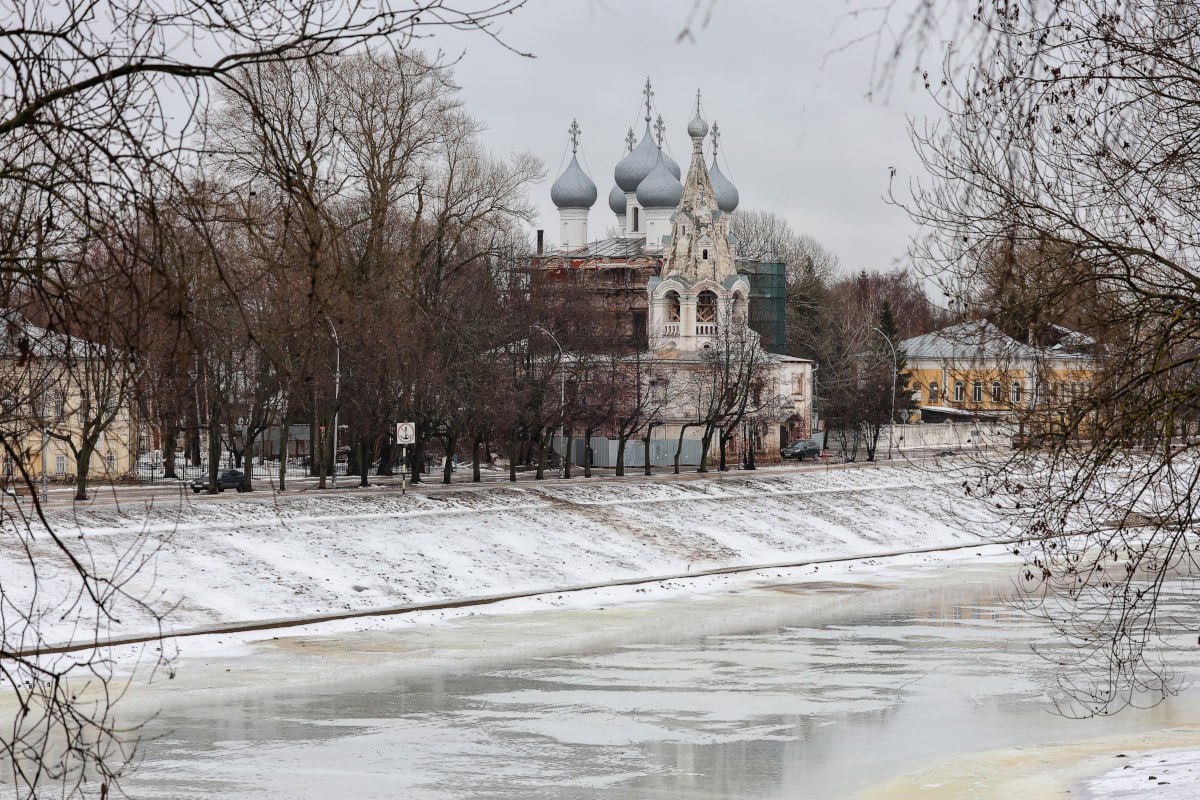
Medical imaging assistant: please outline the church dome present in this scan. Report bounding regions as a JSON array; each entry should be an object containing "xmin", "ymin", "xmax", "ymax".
[
  {"xmin": 636, "ymin": 153, "xmax": 683, "ymax": 209},
  {"xmin": 608, "ymin": 183, "xmax": 626, "ymax": 215},
  {"xmin": 614, "ymin": 126, "xmax": 660, "ymax": 192},
  {"xmin": 709, "ymin": 159, "xmax": 739, "ymax": 213},
  {"xmin": 551, "ymin": 155, "xmax": 597, "ymax": 209},
  {"xmin": 687, "ymin": 108, "xmax": 709, "ymax": 140}
]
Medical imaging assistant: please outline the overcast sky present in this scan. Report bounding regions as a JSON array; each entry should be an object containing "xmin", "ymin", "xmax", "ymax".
[{"xmin": 428, "ymin": 0, "xmax": 939, "ymax": 276}]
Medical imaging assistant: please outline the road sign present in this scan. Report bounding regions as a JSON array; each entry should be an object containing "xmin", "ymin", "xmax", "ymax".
[{"xmin": 396, "ymin": 421, "xmax": 416, "ymax": 445}]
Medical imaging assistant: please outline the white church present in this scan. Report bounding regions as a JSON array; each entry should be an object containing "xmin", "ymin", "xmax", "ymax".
[{"xmin": 537, "ymin": 80, "xmax": 814, "ymax": 466}]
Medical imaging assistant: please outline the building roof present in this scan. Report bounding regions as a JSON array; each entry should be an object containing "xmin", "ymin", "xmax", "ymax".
[
  {"xmin": 539, "ymin": 237, "xmax": 661, "ymax": 260},
  {"xmin": 0, "ymin": 312, "xmax": 96, "ymax": 360},
  {"xmin": 901, "ymin": 320, "xmax": 1040, "ymax": 362}
]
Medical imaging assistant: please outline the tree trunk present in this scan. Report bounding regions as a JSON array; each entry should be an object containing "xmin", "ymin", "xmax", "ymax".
[
  {"xmin": 563, "ymin": 427, "xmax": 573, "ymax": 479},
  {"xmin": 356, "ymin": 435, "xmax": 369, "ymax": 487},
  {"xmin": 745, "ymin": 427, "xmax": 757, "ymax": 470},
  {"xmin": 441, "ymin": 430, "xmax": 456, "ymax": 485},
  {"xmin": 615, "ymin": 433, "xmax": 628, "ymax": 477},
  {"xmin": 507, "ymin": 429, "xmax": 518, "ymax": 482},
  {"xmin": 698, "ymin": 425, "xmax": 716, "ymax": 473},
  {"xmin": 207, "ymin": 405, "xmax": 222, "ymax": 494},
  {"xmin": 472, "ymin": 430, "xmax": 482, "ymax": 482},
  {"xmin": 583, "ymin": 425, "xmax": 596, "ymax": 478},
  {"xmin": 278, "ymin": 410, "xmax": 290, "ymax": 492},
  {"xmin": 162, "ymin": 420, "xmax": 178, "ymax": 479},
  {"xmin": 674, "ymin": 423, "xmax": 696, "ymax": 475},
  {"xmin": 643, "ymin": 426, "xmax": 654, "ymax": 476},
  {"xmin": 718, "ymin": 431, "xmax": 728, "ymax": 472},
  {"xmin": 73, "ymin": 440, "xmax": 94, "ymax": 501},
  {"xmin": 410, "ymin": 438, "xmax": 423, "ymax": 484},
  {"xmin": 535, "ymin": 432, "xmax": 547, "ymax": 480}
]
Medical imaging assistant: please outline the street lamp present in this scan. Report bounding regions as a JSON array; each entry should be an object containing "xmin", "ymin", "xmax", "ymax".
[
  {"xmin": 873, "ymin": 327, "xmax": 899, "ymax": 460},
  {"xmin": 532, "ymin": 325, "xmax": 565, "ymax": 478},
  {"xmin": 325, "ymin": 316, "xmax": 341, "ymax": 487}
]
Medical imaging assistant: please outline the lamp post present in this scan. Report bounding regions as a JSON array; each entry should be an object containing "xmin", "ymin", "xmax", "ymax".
[
  {"xmin": 532, "ymin": 325, "xmax": 565, "ymax": 478},
  {"xmin": 325, "ymin": 316, "xmax": 341, "ymax": 487},
  {"xmin": 872, "ymin": 327, "xmax": 899, "ymax": 460}
]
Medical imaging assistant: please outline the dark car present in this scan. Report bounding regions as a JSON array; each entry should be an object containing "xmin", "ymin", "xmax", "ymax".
[
  {"xmin": 781, "ymin": 439, "xmax": 822, "ymax": 461},
  {"xmin": 190, "ymin": 469, "xmax": 245, "ymax": 493}
]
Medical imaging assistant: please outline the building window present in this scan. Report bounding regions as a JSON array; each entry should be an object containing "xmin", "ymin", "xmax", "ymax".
[
  {"xmin": 632, "ymin": 207, "xmax": 639, "ymax": 232},
  {"xmin": 928, "ymin": 381, "xmax": 939, "ymax": 403},
  {"xmin": 55, "ymin": 454, "xmax": 66, "ymax": 475},
  {"xmin": 1011, "ymin": 381, "xmax": 1023, "ymax": 404},
  {"xmin": 953, "ymin": 381, "xmax": 965, "ymax": 403},
  {"xmin": 696, "ymin": 290, "xmax": 718, "ymax": 323},
  {"xmin": 971, "ymin": 380, "xmax": 983, "ymax": 403},
  {"xmin": 666, "ymin": 290, "xmax": 681, "ymax": 322},
  {"xmin": 990, "ymin": 381, "xmax": 1002, "ymax": 402},
  {"xmin": 702, "ymin": 248, "xmax": 709, "ymax": 260}
]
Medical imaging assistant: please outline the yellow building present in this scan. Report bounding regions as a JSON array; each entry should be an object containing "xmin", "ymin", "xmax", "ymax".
[
  {"xmin": 1, "ymin": 315, "xmax": 137, "ymax": 486},
  {"xmin": 900, "ymin": 321, "xmax": 1095, "ymax": 431}
]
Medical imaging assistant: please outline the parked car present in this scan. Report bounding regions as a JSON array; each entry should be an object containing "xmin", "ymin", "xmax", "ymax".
[
  {"xmin": 781, "ymin": 439, "xmax": 822, "ymax": 461},
  {"xmin": 190, "ymin": 469, "xmax": 245, "ymax": 493}
]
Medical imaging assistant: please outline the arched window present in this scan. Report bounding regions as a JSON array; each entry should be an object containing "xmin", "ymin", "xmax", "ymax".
[
  {"xmin": 972, "ymin": 380, "xmax": 983, "ymax": 403},
  {"xmin": 991, "ymin": 381, "xmax": 1002, "ymax": 402},
  {"xmin": 696, "ymin": 290, "xmax": 718, "ymax": 323},
  {"xmin": 731, "ymin": 292, "xmax": 746, "ymax": 322},
  {"xmin": 1010, "ymin": 381, "xmax": 1023, "ymax": 405},
  {"xmin": 702, "ymin": 248, "xmax": 709, "ymax": 260},
  {"xmin": 666, "ymin": 290, "xmax": 681, "ymax": 322},
  {"xmin": 928, "ymin": 381, "xmax": 939, "ymax": 403},
  {"xmin": 632, "ymin": 207, "xmax": 639, "ymax": 232},
  {"xmin": 953, "ymin": 381, "xmax": 965, "ymax": 403}
]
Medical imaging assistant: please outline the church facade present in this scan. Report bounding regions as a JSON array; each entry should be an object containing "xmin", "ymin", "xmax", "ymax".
[{"xmin": 533, "ymin": 81, "xmax": 814, "ymax": 466}]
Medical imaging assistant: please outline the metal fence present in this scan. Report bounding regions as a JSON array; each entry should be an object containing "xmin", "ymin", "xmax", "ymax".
[{"xmin": 135, "ymin": 457, "xmax": 323, "ymax": 485}]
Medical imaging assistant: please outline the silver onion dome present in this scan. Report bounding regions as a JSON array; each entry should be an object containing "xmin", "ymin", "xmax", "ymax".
[
  {"xmin": 636, "ymin": 153, "xmax": 683, "ymax": 209},
  {"xmin": 687, "ymin": 108, "xmax": 709, "ymax": 140},
  {"xmin": 551, "ymin": 155, "xmax": 597, "ymax": 209},
  {"xmin": 614, "ymin": 125, "xmax": 660, "ymax": 192},
  {"xmin": 608, "ymin": 183, "xmax": 626, "ymax": 215},
  {"xmin": 708, "ymin": 159, "xmax": 739, "ymax": 213}
]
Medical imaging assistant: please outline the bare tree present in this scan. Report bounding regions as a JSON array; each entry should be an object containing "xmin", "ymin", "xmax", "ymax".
[{"xmin": 882, "ymin": 0, "xmax": 1200, "ymax": 713}]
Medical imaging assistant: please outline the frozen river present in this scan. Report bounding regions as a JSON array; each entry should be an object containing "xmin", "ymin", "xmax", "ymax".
[{"xmin": 121, "ymin": 553, "xmax": 1200, "ymax": 799}]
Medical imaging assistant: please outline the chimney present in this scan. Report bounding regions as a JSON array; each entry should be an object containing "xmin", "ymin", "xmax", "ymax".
[{"xmin": 536, "ymin": 229, "xmax": 544, "ymax": 254}]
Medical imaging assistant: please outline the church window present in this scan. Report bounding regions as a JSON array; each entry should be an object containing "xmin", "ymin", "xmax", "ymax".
[
  {"xmin": 666, "ymin": 291, "xmax": 681, "ymax": 322},
  {"xmin": 696, "ymin": 291, "xmax": 718, "ymax": 323},
  {"xmin": 702, "ymin": 248, "xmax": 709, "ymax": 260},
  {"xmin": 731, "ymin": 291, "xmax": 746, "ymax": 322},
  {"xmin": 632, "ymin": 207, "xmax": 639, "ymax": 232}
]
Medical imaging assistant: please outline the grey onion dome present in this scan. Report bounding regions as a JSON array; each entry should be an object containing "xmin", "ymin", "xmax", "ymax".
[
  {"xmin": 608, "ymin": 183, "xmax": 626, "ymax": 215},
  {"xmin": 636, "ymin": 153, "xmax": 683, "ymax": 208},
  {"xmin": 614, "ymin": 125, "xmax": 660, "ymax": 192},
  {"xmin": 687, "ymin": 108, "xmax": 709, "ymax": 140},
  {"xmin": 551, "ymin": 154, "xmax": 597, "ymax": 209},
  {"xmin": 709, "ymin": 159, "xmax": 739, "ymax": 213},
  {"xmin": 661, "ymin": 150, "xmax": 682, "ymax": 180}
]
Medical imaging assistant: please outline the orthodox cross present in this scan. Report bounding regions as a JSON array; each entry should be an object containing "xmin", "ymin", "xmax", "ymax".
[
  {"xmin": 625, "ymin": 127, "xmax": 636, "ymax": 152},
  {"xmin": 654, "ymin": 114, "xmax": 665, "ymax": 147},
  {"xmin": 642, "ymin": 77, "xmax": 654, "ymax": 121},
  {"xmin": 695, "ymin": 88, "xmax": 702, "ymax": 111},
  {"xmin": 711, "ymin": 121, "xmax": 721, "ymax": 158},
  {"xmin": 568, "ymin": 118, "xmax": 581, "ymax": 155}
]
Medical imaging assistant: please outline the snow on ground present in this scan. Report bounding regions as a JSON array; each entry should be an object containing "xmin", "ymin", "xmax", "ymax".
[
  {"xmin": 1, "ymin": 462, "xmax": 999, "ymax": 647},
  {"xmin": 1079, "ymin": 749, "xmax": 1200, "ymax": 799}
]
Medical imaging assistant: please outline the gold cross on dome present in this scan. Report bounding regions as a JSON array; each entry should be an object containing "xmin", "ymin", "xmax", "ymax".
[{"xmin": 568, "ymin": 118, "xmax": 581, "ymax": 154}]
